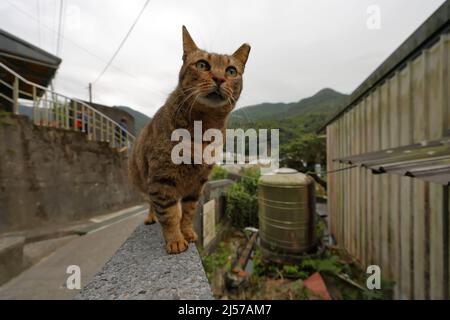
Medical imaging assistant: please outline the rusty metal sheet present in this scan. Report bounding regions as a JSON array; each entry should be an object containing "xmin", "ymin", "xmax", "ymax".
[{"xmin": 334, "ymin": 138, "xmax": 450, "ymax": 185}]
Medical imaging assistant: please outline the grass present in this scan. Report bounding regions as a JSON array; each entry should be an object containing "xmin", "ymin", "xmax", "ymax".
[
  {"xmin": 0, "ymin": 109, "xmax": 12, "ymax": 116},
  {"xmin": 246, "ymin": 245, "xmax": 393, "ymax": 300},
  {"xmin": 201, "ymin": 224, "xmax": 393, "ymax": 300},
  {"xmin": 202, "ymin": 241, "xmax": 234, "ymax": 282}
]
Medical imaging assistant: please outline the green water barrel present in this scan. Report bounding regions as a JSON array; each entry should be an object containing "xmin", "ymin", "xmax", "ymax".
[{"xmin": 258, "ymin": 168, "xmax": 317, "ymax": 264}]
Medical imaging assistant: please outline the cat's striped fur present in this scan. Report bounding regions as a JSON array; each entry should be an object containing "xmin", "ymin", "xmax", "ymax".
[{"xmin": 128, "ymin": 26, "xmax": 250, "ymax": 254}]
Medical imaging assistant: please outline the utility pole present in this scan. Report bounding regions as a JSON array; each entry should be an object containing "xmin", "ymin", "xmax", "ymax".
[{"xmin": 88, "ymin": 83, "xmax": 92, "ymax": 103}]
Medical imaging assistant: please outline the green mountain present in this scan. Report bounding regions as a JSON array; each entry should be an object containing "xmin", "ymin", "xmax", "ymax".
[
  {"xmin": 230, "ymin": 88, "xmax": 348, "ymax": 126},
  {"xmin": 230, "ymin": 102, "xmax": 292, "ymax": 123},
  {"xmin": 117, "ymin": 106, "xmax": 152, "ymax": 134}
]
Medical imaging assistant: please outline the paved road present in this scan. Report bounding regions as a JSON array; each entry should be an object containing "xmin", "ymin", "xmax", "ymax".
[{"xmin": 0, "ymin": 209, "xmax": 147, "ymax": 300}]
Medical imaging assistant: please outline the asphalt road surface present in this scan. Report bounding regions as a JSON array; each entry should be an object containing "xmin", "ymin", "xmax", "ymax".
[{"xmin": 0, "ymin": 208, "xmax": 147, "ymax": 300}]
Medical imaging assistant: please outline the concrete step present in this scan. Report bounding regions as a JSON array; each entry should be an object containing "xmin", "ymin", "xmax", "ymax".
[
  {"xmin": 0, "ymin": 210, "xmax": 147, "ymax": 299},
  {"xmin": 0, "ymin": 236, "xmax": 25, "ymax": 286},
  {"xmin": 0, "ymin": 203, "xmax": 148, "ymax": 242},
  {"xmin": 0, "ymin": 204, "xmax": 148, "ymax": 291},
  {"xmin": 23, "ymin": 235, "xmax": 79, "ymax": 268},
  {"xmin": 75, "ymin": 204, "xmax": 148, "ymax": 234}
]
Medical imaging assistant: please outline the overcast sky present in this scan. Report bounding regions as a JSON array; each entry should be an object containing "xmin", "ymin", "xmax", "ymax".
[{"xmin": 0, "ymin": 0, "xmax": 446, "ymax": 117}]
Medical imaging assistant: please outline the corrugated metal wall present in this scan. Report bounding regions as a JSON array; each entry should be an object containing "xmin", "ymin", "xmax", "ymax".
[{"xmin": 327, "ymin": 34, "xmax": 450, "ymax": 299}]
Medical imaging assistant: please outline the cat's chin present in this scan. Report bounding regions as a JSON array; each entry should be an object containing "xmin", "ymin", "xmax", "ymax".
[{"xmin": 197, "ymin": 96, "xmax": 229, "ymax": 108}]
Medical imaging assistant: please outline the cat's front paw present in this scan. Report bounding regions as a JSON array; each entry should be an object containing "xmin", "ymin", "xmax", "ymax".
[
  {"xmin": 166, "ymin": 238, "xmax": 189, "ymax": 254},
  {"xmin": 144, "ymin": 212, "xmax": 157, "ymax": 225},
  {"xmin": 182, "ymin": 229, "xmax": 198, "ymax": 242}
]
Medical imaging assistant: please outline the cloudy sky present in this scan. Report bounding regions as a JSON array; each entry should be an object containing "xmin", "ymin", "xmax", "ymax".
[{"xmin": 0, "ymin": 0, "xmax": 446, "ymax": 117}]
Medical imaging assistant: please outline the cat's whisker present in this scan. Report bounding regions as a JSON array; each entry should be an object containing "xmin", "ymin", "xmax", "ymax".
[
  {"xmin": 222, "ymin": 88, "xmax": 237, "ymax": 106},
  {"xmin": 176, "ymin": 84, "xmax": 210, "ymax": 117},
  {"xmin": 187, "ymin": 92, "xmax": 201, "ymax": 123},
  {"xmin": 182, "ymin": 86, "xmax": 201, "ymax": 93},
  {"xmin": 174, "ymin": 89, "xmax": 199, "ymax": 120}
]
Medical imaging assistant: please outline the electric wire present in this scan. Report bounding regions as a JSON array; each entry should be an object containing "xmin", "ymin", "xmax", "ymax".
[
  {"xmin": 56, "ymin": 0, "xmax": 65, "ymax": 56},
  {"xmin": 5, "ymin": 0, "xmax": 142, "ymax": 81},
  {"xmin": 91, "ymin": 0, "xmax": 150, "ymax": 85},
  {"xmin": 36, "ymin": 0, "xmax": 41, "ymax": 46}
]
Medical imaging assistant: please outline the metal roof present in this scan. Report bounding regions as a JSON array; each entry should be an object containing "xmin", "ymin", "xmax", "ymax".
[
  {"xmin": 0, "ymin": 29, "xmax": 61, "ymax": 66},
  {"xmin": 317, "ymin": 0, "xmax": 450, "ymax": 133},
  {"xmin": 335, "ymin": 137, "xmax": 450, "ymax": 185},
  {"xmin": 0, "ymin": 29, "xmax": 62, "ymax": 96}
]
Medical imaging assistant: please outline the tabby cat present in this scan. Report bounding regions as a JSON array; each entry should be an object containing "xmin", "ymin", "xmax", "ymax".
[{"xmin": 129, "ymin": 26, "xmax": 250, "ymax": 254}]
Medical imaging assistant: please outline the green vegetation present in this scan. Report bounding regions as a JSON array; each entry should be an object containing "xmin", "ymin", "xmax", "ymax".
[
  {"xmin": 202, "ymin": 242, "xmax": 233, "ymax": 281},
  {"xmin": 0, "ymin": 109, "xmax": 11, "ymax": 116},
  {"xmin": 252, "ymin": 249, "xmax": 342, "ymax": 280},
  {"xmin": 229, "ymin": 88, "xmax": 348, "ymax": 125},
  {"xmin": 315, "ymin": 216, "xmax": 327, "ymax": 239},
  {"xmin": 201, "ymin": 226, "xmax": 393, "ymax": 300},
  {"xmin": 249, "ymin": 247, "xmax": 393, "ymax": 300},
  {"xmin": 226, "ymin": 167, "xmax": 260, "ymax": 229},
  {"xmin": 282, "ymin": 133, "xmax": 326, "ymax": 172},
  {"xmin": 300, "ymin": 254, "xmax": 342, "ymax": 275},
  {"xmin": 281, "ymin": 265, "xmax": 309, "ymax": 279},
  {"xmin": 0, "ymin": 114, "xmax": 17, "ymax": 126},
  {"xmin": 228, "ymin": 88, "xmax": 347, "ymax": 173},
  {"xmin": 230, "ymin": 113, "xmax": 328, "ymax": 172},
  {"xmin": 209, "ymin": 165, "xmax": 229, "ymax": 180}
]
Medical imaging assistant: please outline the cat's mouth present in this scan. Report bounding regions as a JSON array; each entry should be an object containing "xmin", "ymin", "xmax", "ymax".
[
  {"xmin": 198, "ymin": 89, "xmax": 229, "ymax": 107},
  {"xmin": 205, "ymin": 91, "xmax": 226, "ymax": 102}
]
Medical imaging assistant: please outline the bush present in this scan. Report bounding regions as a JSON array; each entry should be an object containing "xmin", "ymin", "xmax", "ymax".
[
  {"xmin": 226, "ymin": 168, "xmax": 261, "ymax": 229},
  {"xmin": 239, "ymin": 167, "xmax": 260, "ymax": 194},
  {"xmin": 209, "ymin": 165, "xmax": 229, "ymax": 181},
  {"xmin": 300, "ymin": 254, "xmax": 342, "ymax": 275},
  {"xmin": 201, "ymin": 242, "xmax": 233, "ymax": 281}
]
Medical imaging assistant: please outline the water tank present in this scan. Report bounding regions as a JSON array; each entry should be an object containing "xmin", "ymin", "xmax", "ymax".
[{"xmin": 258, "ymin": 168, "xmax": 317, "ymax": 264}]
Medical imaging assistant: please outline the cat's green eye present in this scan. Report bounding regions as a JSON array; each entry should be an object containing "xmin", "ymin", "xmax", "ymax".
[
  {"xmin": 226, "ymin": 66, "xmax": 237, "ymax": 77},
  {"xmin": 196, "ymin": 60, "xmax": 210, "ymax": 71}
]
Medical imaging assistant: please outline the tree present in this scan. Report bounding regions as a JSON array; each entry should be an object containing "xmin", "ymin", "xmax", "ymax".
[{"xmin": 281, "ymin": 134, "xmax": 326, "ymax": 172}]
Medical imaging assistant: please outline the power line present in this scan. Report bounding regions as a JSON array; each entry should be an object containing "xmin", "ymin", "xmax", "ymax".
[
  {"xmin": 4, "ymin": 0, "xmax": 167, "ymax": 102},
  {"xmin": 36, "ymin": 0, "xmax": 41, "ymax": 46},
  {"xmin": 92, "ymin": 0, "xmax": 150, "ymax": 84},
  {"xmin": 56, "ymin": 0, "xmax": 65, "ymax": 56},
  {"xmin": 53, "ymin": 0, "xmax": 58, "ymax": 54},
  {"xmin": 4, "ymin": 0, "xmax": 135, "ymax": 79}
]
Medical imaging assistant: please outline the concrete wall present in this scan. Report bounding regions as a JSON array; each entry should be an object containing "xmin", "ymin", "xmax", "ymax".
[
  {"xmin": 75, "ymin": 224, "xmax": 213, "ymax": 300},
  {"xmin": 0, "ymin": 114, "xmax": 141, "ymax": 233},
  {"xmin": 193, "ymin": 179, "xmax": 234, "ymax": 249}
]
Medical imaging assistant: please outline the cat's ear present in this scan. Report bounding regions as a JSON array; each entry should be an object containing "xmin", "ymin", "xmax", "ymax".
[
  {"xmin": 182, "ymin": 25, "xmax": 198, "ymax": 61},
  {"xmin": 232, "ymin": 43, "xmax": 251, "ymax": 66}
]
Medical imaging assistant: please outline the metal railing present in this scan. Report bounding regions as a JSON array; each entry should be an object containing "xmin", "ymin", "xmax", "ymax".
[{"xmin": 0, "ymin": 61, "xmax": 135, "ymax": 150}]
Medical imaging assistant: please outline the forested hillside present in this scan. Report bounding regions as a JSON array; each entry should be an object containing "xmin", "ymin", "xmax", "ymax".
[{"xmin": 228, "ymin": 88, "xmax": 348, "ymax": 172}]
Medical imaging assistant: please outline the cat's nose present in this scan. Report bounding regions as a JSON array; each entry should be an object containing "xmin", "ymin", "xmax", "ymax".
[{"xmin": 212, "ymin": 76, "xmax": 226, "ymax": 86}]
